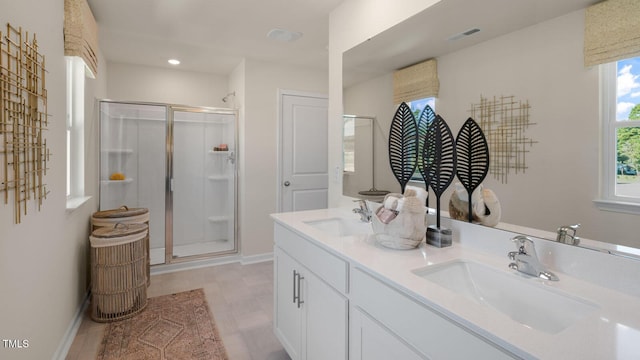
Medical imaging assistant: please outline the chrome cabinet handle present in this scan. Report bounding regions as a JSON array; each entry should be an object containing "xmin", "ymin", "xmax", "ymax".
[
  {"xmin": 297, "ymin": 273, "xmax": 304, "ymax": 308},
  {"xmin": 293, "ymin": 270, "xmax": 298, "ymax": 304}
]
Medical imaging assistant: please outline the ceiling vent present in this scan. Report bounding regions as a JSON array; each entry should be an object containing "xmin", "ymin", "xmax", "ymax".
[
  {"xmin": 448, "ymin": 28, "xmax": 481, "ymax": 41},
  {"xmin": 267, "ymin": 28, "xmax": 303, "ymax": 42}
]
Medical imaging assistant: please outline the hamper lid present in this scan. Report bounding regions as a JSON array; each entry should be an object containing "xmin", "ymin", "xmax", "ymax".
[
  {"xmin": 91, "ymin": 223, "xmax": 148, "ymax": 239},
  {"xmin": 92, "ymin": 206, "xmax": 148, "ymax": 218}
]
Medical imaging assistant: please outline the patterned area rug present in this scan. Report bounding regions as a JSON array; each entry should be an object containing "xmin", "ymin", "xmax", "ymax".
[{"xmin": 97, "ymin": 288, "xmax": 228, "ymax": 359}]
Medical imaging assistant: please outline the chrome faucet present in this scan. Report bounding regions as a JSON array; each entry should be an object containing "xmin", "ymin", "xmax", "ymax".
[
  {"xmin": 352, "ymin": 199, "xmax": 372, "ymax": 222},
  {"xmin": 556, "ymin": 223, "xmax": 580, "ymax": 245},
  {"xmin": 508, "ymin": 235, "xmax": 559, "ymax": 281}
]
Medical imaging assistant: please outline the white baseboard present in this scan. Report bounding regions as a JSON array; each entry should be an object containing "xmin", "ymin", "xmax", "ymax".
[
  {"xmin": 240, "ymin": 252, "xmax": 274, "ymax": 265},
  {"xmin": 52, "ymin": 291, "xmax": 90, "ymax": 360}
]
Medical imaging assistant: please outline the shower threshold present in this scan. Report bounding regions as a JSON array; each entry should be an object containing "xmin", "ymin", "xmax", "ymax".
[{"xmin": 150, "ymin": 240, "xmax": 233, "ymax": 265}]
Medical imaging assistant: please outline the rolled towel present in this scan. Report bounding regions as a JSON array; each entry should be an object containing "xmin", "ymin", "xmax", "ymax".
[
  {"xmin": 384, "ymin": 196, "xmax": 398, "ymax": 210},
  {"xmin": 405, "ymin": 185, "xmax": 428, "ymax": 205}
]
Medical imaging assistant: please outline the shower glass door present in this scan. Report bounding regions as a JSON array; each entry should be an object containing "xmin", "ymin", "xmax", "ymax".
[
  {"xmin": 99, "ymin": 102, "xmax": 167, "ymax": 265},
  {"xmin": 170, "ymin": 107, "xmax": 237, "ymax": 259}
]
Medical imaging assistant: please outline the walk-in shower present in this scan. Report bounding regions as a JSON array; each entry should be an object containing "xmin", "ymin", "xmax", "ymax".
[{"xmin": 99, "ymin": 101, "xmax": 238, "ymax": 264}]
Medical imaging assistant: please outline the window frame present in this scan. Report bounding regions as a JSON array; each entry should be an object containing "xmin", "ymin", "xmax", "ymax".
[
  {"xmin": 65, "ymin": 56, "xmax": 90, "ymax": 211},
  {"xmin": 594, "ymin": 60, "xmax": 640, "ymax": 214}
]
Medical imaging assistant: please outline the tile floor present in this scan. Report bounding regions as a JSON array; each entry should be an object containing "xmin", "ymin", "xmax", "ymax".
[{"xmin": 65, "ymin": 261, "xmax": 290, "ymax": 360}]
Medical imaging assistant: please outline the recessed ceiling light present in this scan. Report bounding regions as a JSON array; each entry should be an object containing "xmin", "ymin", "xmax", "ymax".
[
  {"xmin": 168, "ymin": 59, "xmax": 180, "ymax": 65},
  {"xmin": 267, "ymin": 28, "xmax": 303, "ymax": 42}
]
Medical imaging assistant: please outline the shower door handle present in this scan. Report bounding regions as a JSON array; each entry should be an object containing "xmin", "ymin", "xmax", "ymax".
[{"xmin": 170, "ymin": 178, "xmax": 175, "ymax": 192}]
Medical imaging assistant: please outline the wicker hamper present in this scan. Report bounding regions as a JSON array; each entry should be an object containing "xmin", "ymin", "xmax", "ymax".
[
  {"xmin": 90, "ymin": 223, "xmax": 148, "ymax": 322},
  {"xmin": 91, "ymin": 206, "xmax": 150, "ymax": 286}
]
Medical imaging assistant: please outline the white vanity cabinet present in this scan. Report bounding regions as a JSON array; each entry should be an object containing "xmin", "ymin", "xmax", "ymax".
[
  {"xmin": 273, "ymin": 220, "xmax": 517, "ymax": 360},
  {"xmin": 350, "ymin": 268, "xmax": 516, "ymax": 360},
  {"xmin": 274, "ymin": 248, "xmax": 303, "ymax": 359},
  {"xmin": 273, "ymin": 224, "xmax": 349, "ymax": 360}
]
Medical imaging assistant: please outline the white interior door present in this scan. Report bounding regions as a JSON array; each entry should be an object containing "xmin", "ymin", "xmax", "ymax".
[{"xmin": 280, "ymin": 92, "xmax": 329, "ymax": 212}]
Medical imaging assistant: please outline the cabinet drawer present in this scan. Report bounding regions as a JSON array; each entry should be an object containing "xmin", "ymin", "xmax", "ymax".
[
  {"xmin": 350, "ymin": 307, "xmax": 425, "ymax": 360},
  {"xmin": 275, "ymin": 223, "xmax": 348, "ymax": 294},
  {"xmin": 351, "ymin": 267, "xmax": 517, "ymax": 360}
]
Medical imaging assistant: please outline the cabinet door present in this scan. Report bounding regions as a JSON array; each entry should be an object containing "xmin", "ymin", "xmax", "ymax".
[
  {"xmin": 303, "ymin": 270, "xmax": 348, "ymax": 360},
  {"xmin": 350, "ymin": 307, "xmax": 426, "ymax": 360},
  {"xmin": 274, "ymin": 247, "xmax": 302, "ymax": 359}
]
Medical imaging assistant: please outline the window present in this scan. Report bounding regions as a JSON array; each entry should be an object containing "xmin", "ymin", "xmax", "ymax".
[
  {"xmin": 408, "ymin": 97, "xmax": 436, "ymax": 181},
  {"xmin": 65, "ymin": 56, "xmax": 89, "ymax": 210},
  {"xmin": 598, "ymin": 55, "xmax": 640, "ymax": 213}
]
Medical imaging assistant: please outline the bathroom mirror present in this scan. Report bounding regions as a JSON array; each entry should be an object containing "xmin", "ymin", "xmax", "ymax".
[
  {"xmin": 342, "ymin": 115, "xmax": 391, "ymax": 199},
  {"xmin": 342, "ymin": 0, "xmax": 640, "ymax": 251},
  {"xmin": 342, "ymin": 115, "xmax": 372, "ymax": 196}
]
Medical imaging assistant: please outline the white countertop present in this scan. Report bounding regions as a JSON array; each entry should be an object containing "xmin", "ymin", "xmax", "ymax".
[{"xmin": 271, "ymin": 208, "xmax": 640, "ymax": 360}]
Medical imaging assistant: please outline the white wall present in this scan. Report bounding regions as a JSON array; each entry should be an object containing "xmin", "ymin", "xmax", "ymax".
[
  {"xmin": 240, "ymin": 59, "xmax": 327, "ymax": 256},
  {"xmin": 337, "ymin": 8, "xmax": 640, "ymax": 247},
  {"xmin": 329, "ymin": 0, "xmax": 442, "ymax": 208},
  {"xmin": 0, "ymin": 1, "xmax": 106, "ymax": 358},
  {"xmin": 107, "ymin": 62, "xmax": 229, "ymax": 107}
]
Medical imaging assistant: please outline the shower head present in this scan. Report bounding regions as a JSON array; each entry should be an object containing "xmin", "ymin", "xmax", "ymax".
[{"xmin": 222, "ymin": 91, "xmax": 236, "ymax": 103}]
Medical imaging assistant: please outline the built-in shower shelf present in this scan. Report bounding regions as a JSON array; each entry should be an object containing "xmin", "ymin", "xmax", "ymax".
[
  {"xmin": 101, "ymin": 178, "xmax": 134, "ymax": 184},
  {"xmin": 102, "ymin": 149, "xmax": 133, "ymax": 154},
  {"xmin": 207, "ymin": 175, "xmax": 231, "ymax": 181},
  {"xmin": 208, "ymin": 150, "xmax": 233, "ymax": 155},
  {"xmin": 207, "ymin": 216, "xmax": 230, "ymax": 223}
]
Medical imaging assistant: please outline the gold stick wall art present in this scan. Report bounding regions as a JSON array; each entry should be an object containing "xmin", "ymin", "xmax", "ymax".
[
  {"xmin": 470, "ymin": 95, "xmax": 536, "ymax": 184},
  {"xmin": 0, "ymin": 23, "xmax": 50, "ymax": 224}
]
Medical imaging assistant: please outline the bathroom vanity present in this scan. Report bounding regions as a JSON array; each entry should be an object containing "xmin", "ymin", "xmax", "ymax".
[{"xmin": 271, "ymin": 208, "xmax": 640, "ymax": 359}]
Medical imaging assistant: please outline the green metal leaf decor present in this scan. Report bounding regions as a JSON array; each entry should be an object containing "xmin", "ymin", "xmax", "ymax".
[
  {"xmin": 422, "ymin": 115, "xmax": 456, "ymax": 228},
  {"xmin": 388, "ymin": 102, "xmax": 418, "ymax": 193},
  {"xmin": 417, "ymin": 104, "xmax": 436, "ymax": 206},
  {"xmin": 455, "ymin": 117, "xmax": 490, "ymax": 222}
]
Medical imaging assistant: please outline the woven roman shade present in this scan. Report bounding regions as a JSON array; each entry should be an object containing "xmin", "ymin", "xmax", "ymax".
[
  {"xmin": 584, "ymin": 0, "xmax": 640, "ymax": 67},
  {"xmin": 393, "ymin": 59, "xmax": 439, "ymax": 104},
  {"xmin": 64, "ymin": 0, "xmax": 98, "ymax": 77}
]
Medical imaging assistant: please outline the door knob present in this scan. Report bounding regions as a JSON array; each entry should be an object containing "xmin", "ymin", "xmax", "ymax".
[{"xmin": 284, "ymin": 181, "xmax": 291, "ymax": 187}]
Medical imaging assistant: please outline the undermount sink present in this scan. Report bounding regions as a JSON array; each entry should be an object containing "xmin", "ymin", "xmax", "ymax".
[
  {"xmin": 412, "ymin": 260, "xmax": 599, "ymax": 334},
  {"xmin": 304, "ymin": 217, "xmax": 372, "ymax": 237}
]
